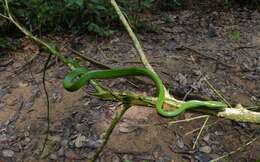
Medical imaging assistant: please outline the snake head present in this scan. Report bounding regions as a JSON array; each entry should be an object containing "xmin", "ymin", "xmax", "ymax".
[{"xmin": 204, "ymin": 101, "xmax": 227, "ymax": 109}]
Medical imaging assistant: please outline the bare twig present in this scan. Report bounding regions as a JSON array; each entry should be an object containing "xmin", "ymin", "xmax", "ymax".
[
  {"xmin": 190, "ymin": 55, "xmax": 232, "ymax": 108},
  {"xmin": 232, "ymin": 45, "xmax": 260, "ymax": 51},
  {"xmin": 184, "ymin": 120, "xmax": 219, "ymax": 136},
  {"xmin": 3, "ymin": 99, "xmax": 24, "ymax": 127},
  {"xmin": 40, "ymin": 54, "xmax": 52, "ymax": 154},
  {"xmin": 2, "ymin": 1, "xmax": 259, "ymax": 160},
  {"xmin": 0, "ymin": 13, "xmax": 9, "ymax": 20},
  {"xmin": 3, "ymin": 0, "xmax": 260, "ymax": 126},
  {"xmin": 203, "ymin": 77, "xmax": 232, "ymax": 108},
  {"xmin": 3, "ymin": 0, "xmax": 67, "ymax": 64},
  {"xmin": 12, "ymin": 53, "xmax": 38, "ymax": 75},
  {"xmin": 110, "ymin": 0, "xmax": 155, "ymax": 72},
  {"xmin": 89, "ymin": 103, "xmax": 130, "ymax": 162},
  {"xmin": 70, "ymin": 47, "xmax": 111, "ymax": 69},
  {"xmin": 110, "ymin": 0, "xmax": 174, "ymax": 100},
  {"xmin": 133, "ymin": 115, "xmax": 209, "ymax": 128},
  {"xmin": 192, "ymin": 115, "xmax": 209, "ymax": 149},
  {"xmin": 210, "ymin": 137, "xmax": 258, "ymax": 162},
  {"xmin": 169, "ymin": 115, "xmax": 209, "ymax": 125},
  {"xmin": 178, "ymin": 46, "xmax": 235, "ymax": 68}
]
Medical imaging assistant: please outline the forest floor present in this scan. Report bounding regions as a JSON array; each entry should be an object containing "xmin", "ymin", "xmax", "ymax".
[{"xmin": 0, "ymin": 6, "xmax": 260, "ymax": 162}]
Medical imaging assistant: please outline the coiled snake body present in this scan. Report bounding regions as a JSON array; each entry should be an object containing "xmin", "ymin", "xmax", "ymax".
[{"xmin": 63, "ymin": 67, "xmax": 227, "ymax": 117}]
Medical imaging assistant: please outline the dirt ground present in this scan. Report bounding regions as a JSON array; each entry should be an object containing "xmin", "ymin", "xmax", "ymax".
[{"xmin": 0, "ymin": 6, "xmax": 260, "ymax": 162}]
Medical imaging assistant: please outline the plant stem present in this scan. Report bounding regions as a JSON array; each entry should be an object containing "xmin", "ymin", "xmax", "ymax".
[
  {"xmin": 110, "ymin": 0, "xmax": 174, "ymax": 99},
  {"xmin": 3, "ymin": 0, "xmax": 260, "ymax": 125},
  {"xmin": 89, "ymin": 104, "xmax": 130, "ymax": 162}
]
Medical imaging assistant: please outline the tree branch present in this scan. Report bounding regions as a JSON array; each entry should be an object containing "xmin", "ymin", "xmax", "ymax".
[
  {"xmin": 93, "ymin": 90, "xmax": 260, "ymax": 124},
  {"xmin": 110, "ymin": 0, "xmax": 173, "ymax": 99},
  {"xmin": 3, "ymin": 0, "xmax": 260, "ymax": 124}
]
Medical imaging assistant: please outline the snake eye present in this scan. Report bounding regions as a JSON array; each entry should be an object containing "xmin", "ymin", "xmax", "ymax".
[
  {"xmin": 71, "ymin": 75, "xmax": 80, "ymax": 82},
  {"xmin": 70, "ymin": 72, "xmax": 85, "ymax": 83}
]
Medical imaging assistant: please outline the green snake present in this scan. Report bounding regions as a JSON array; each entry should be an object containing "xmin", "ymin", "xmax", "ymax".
[{"xmin": 63, "ymin": 66, "xmax": 227, "ymax": 117}]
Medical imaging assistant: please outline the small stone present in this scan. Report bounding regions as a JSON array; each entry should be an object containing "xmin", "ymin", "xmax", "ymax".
[
  {"xmin": 199, "ymin": 146, "xmax": 212, "ymax": 154},
  {"xmin": 13, "ymin": 62, "xmax": 22, "ymax": 68},
  {"xmin": 0, "ymin": 103, "xmax": 5, "ymax": 109},
  {"xmin": 31, "ymin": 86, "xmax": 40, "ymax": 97},
  {"xmin": 203, "ymin": 134, "xmax": 210, "ymax": 142},
  {"xmin": 18, "ymin": 82, "xmax": 29, "ymax": 87},
  {"xmin": 176, "ymin": 73, "xmax": 187, "ymax": 86},
  {"xmin": 25, "ymin": 137, "xmax": 31, "ymax": 143},
  {"xmin": 49, "ymin": 135, "xmax": 61, "ymax": 142},
  {"xmin": 214, "ymin": 131, "xmax": 224, "ymax": 136},
  {"xmin": 0, "ymin": 134, "xmax": 8, "ymax": 142},
  {"xmin": 51, "ymin": 91, "xmax": 62, "ymax": 103},
  {"xmin": 208, "ymin": 23, "xmax": 217, "ymax": 38},
  {"xmin": 2, "ymin": 149, "xmax": 14, "ymax": 157},
  {"xmin": 61, "ymin": 139, "xmax": 68, "ymax": 146},
  {"xmin": 158, "ymin": 155, "xmax": 172, "ymax": 162},
  {"xmin": 136, "ymin": 154, "xmax": 154, "ymax": 161},
  {"xmin": 87, "ymin": 151, "xmax": 95, "ymax": 159},
  {"xmin": 194, "ymin": 152, "xmax": 211, "ymax": 162},
  {"xmin": 122, "ymin": 154, "xmax": 134, "ymax": 161},
  {"xmin": 24, "ymin": 131, "xmax": 30, "ymax": 137},
  {"xmin": 111, "ymin": 155, "xmax": 120, "ymax": 162},
  {"xmin": 176, "ymin": 138, "xmax": 184, "ymax": 149},
  {"xmin": 6, "ymin": 96, "xmax": 18, "ymax": 106},
  {"xmin": 165, "ymin": 39, "xmax": 177, "ymax": 51},
  {"xmin": 75, "ymin": 123, "xmax": 82, "ymax": 131},
  {"xmin": 9, "ymin": 134, "xmax": 17, "ymax": 140},
  {"xmin": 256, "ymin": 66, "xmax": 260, "ymax": 72},
  {"xmin": 23, "ymin": 101, "xmax": 34, "ymax": 109},
  {"xmin": 84, "ymin": 101, "xmax": 90, "ymax": 106},
  {"xmin": 49, "ymin": 153, "xmax": 57, "ymax": 160},
  {"xmin": 74, "ymin": 134, "xmax": 86, "ymax": 148},
  {"xmin": 0, "ymin": 67, "xmax": 6, "ymax": 72},
  {"xmin": 210, "ymin": 153, "xmax": 219, "ymax": 159},
  {"xmin": 118, "ymin": 122, "xmax": 137, "ymax": 133},
  {"xmin": 65, "ymin": 150, "xmax": 79, "ymax": 160},
  {"xmin": 152, "ymin": 146, "xmax": 161, "ymax": 159},
  {"xmin": 193, "ymin": 70, "xmax": 202, "ymax": 76},
  {"xmin": 0, "ymin": 88, "xmax": 8, "ymax": 98},
  {"xmin": 57, "ymin": 147, "xmax": 65, "ymax": 157},
  {"xmin": 85, "ymin": 139, "xmax": 102, "ymax": 149}
]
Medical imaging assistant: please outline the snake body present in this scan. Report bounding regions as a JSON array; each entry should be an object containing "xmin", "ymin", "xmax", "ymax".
[{"xmin": 63, "ymin": 67, "xmax": 227, "ymax": 117}]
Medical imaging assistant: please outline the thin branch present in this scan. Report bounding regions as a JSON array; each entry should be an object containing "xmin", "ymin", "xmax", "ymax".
[
  {"xmin": 190, "ymin": 55, "xmax": 232, "ymax": 108},
  {"xmin": 184, "ymin": 120, "xmax": 219, "ymax": 136},
  {"xmin": 192, "ymin": 116, "xmax": 209, "ymax": 149},
  {"xmin": 3, "ymin": 0, "xmax": 260, "ymax": 125},
  {"xmin": 93, "ymin": 90, "xmax": 260, "ymax": 123},
  {"xmin": 110, "ymin": 0, "xmax": 174, "ymax": 99},
  {"xmin": 2, "ymin": 0, "xmax": 106, "ymax": 94},
  {"xmin": 169, "ymin": 115, "xmax": 209, "ymax": 125},
  {"xmin": 210, "ymin": 137, "xmax": 258, "ymax": 162},
  {"xmin": 217, "ymin": 104, "xmax": 260, "ymax": 123},
  {"xmin": 110, "ymin": 0, "xmax": 154, "ymax": 72},
  {"xmin": 179, "ymin": 46, "xmax": 235, "ymax": 68},
  {"xmin": 12, "ymin": 53, "xmax": 38, "ymax": 76},
  {"xmin": 0, "ymin": 13, "xmax": 10, "ymax": 20},
  {"xmin": 133, "ymin": 115, "xmax": 209, "ymax": 127},
  {"xmin": 4, "ymin": 0, "xmax": 67, "ymax": 64},
  {"xmin": 69, "ymin": 47, "xmax": 111, "ymax": 69},
  {"xmin": 40, "ymin": 54, "xmax": 52, "ymax": 154},
  {"xmin": 89, "ymin": 103, "xmax": 130, "ymax": 162},
  {"xmin": 203, "ymin": 77, "xmax": 232, "ymax": 108}
]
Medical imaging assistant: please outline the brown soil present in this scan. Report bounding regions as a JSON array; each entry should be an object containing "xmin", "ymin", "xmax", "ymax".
[{"xmin": 0, "ymin": 6, "xmax": 260, "ymax": 162}]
